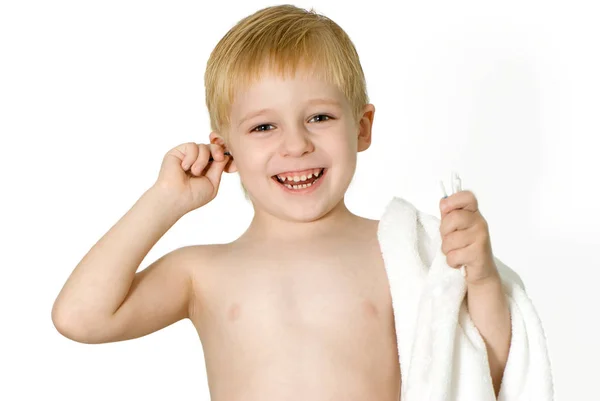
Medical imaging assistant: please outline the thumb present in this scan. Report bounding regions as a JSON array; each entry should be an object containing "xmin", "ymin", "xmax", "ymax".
[{"xmin": 203, "ymin": 156, "xmax": 230, "ymax": 190}]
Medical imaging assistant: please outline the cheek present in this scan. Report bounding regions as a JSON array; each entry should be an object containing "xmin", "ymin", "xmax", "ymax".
[
  {"xmin": 236, "ymin": 149, "xmax": 268, "ymax": 177},
  {"xmin": 325, "ymin": 126, "xmax": 356, "ymax": 151},
  {"xmin": 339, "ymin": 129, "xmax": 359, "ymax": 160}
]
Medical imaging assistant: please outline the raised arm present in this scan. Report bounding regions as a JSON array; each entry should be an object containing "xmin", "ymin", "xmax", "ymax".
[
  {"xmin": 52, "ymin": 141, "xmax": 232, "ymax": 344},
  {"xmin": 51, "ymin": 187, "xmax": 193, "ymax": 343}
]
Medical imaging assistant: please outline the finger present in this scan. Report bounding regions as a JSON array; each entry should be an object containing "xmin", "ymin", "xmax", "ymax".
[
  {"xmin": 441, "ymin": 227, "xmax": 476, "ymax": 255},
  {"xmin": 209, "ymin": 151, "xmax": 232, "ymax": 162},
  {"xmin": 190, "ymin": 144, "xmax": 211, "ymax": 176},
  {"xmin": 445, "ymin": 243, "xmax": 476, "ymax": 269},
  {"xmin": 162, "ymin": 142, "xmax": 199, "ymax": 172},
  {"xmin": 178, "ymin": 142, "xmax": 200, "ymax": 171},
  {"xmin": 203, "ymin": 154, "xmax": 229, "ymax": 189},
  {"xmin": 208, "ymin": 143, "xmax": 226, "ymax": 162},
  {"xmin": 440, "ymin": 190, "xmax": 478, "ymax": 216},
  {"xmin": 440, "ymin": 209, "xmax": 477, "ymax": 237}
]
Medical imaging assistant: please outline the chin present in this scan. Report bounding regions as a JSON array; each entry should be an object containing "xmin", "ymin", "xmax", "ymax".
[
  {"xmin": 271, "ymin": 192, "xmax": 348, "ymax": 223},
  {"xmin": 277, "ymin": 201, "xmax": 337, "ymax": 222}
]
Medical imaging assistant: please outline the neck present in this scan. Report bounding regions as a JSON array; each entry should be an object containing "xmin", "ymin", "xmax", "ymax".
[{"xmin": 239, "ymin": 197, "xmax": 360, "ymax": 244}]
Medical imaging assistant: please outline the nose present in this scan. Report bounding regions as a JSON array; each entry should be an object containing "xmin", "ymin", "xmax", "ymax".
[{"xmin": 278, "ymin": 124, "xmax": 315, "ymax": 157}]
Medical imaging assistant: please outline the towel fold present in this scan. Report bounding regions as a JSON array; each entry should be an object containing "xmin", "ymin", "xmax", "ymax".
[{"xmin": 378, "ymin": 197, "xmax": 554, "ymax": 400}]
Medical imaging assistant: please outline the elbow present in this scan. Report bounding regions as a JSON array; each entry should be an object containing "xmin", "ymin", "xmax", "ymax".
[{"xmin": 51, "ymin": 303, "xmax": 105, "ymax": 344}]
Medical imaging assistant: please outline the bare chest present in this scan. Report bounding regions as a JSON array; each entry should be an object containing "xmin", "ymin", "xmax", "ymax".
[
  {"xmin": 196, "ymin": 238, "xmax": 394, "ymax": 333},
  {"xmin": 190, "ymin": 237, "xmax": 401, "ymax": 400}
]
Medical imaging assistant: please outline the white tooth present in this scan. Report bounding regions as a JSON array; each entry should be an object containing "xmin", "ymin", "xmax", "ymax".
[
  {"xmin": 307, "ymin": 174, "xmax": 313, "ymax": 179},
  {"xmin": 300, "ymin": 175, "xmax": 307, "ymax": 181},
  {"xmin": 286, "ymin": 176, "xmax": 292, "ymax": 181},
  {"xmin": 293, "ymin": 176, "xmax": 300, "ymax": 182},
  {"xmin": 314, "ymin": 170, "xmax": 321, "ymax": 177},
  {"xmin": 301, "ymin": 184, "xmax": 307, "ymax": 188},
  {"xmin": 285, "ymin": 184, "xmax": 292, "ymax": 189},
  {"xmin": 293, "ymin": 185, "xmax": 299, "ymax": 189},
  {"xmin": 306, "ymin": 182, "xmax": 312, "ymax": 187}
]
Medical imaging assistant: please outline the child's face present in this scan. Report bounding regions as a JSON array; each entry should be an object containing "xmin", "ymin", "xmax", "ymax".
[{"xmin": 212, "ymin": 67, "xmax": 374, "ymax": 221}]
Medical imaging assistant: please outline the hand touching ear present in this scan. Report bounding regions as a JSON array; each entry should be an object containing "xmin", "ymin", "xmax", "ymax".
[
  {"xmin": 209, "ymin": 131, "xmax": 237, "ymax": 174},
  {"xmin": 154, "ymin": 142, "xmax": 232, "ymax": 214}
]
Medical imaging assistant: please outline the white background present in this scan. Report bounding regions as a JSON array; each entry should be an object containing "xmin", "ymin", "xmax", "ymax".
[{"xmin": 1, "ymin": 0, "xmax": 598, "ymax": 400}]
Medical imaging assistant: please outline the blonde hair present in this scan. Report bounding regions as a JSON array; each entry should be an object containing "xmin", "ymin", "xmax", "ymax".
[
  {"xmin": 205, "ymin": 4, "xmax": 369, "ymax": 137},
  {"xmin": 204, "ymin": 4, "xmax": 370, "ymax": 199}
]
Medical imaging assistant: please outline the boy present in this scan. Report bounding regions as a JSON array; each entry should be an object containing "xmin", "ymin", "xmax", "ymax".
[{"xmin": 52, "ymin": 5, "xmax": 551, "ymax": 400}]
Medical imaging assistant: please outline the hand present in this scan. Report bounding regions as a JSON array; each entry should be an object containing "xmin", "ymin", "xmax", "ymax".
[
  {"xmin": 153, "ymin": 141, "xmax": 232, "ymax": 214},
  {"xmin": 439, "ymin": 190, "xmax": 499, "ymax": 285}
]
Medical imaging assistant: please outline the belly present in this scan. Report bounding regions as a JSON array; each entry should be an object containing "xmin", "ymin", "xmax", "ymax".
[
  {"xmin": 207, "ymin": 335, "xmax": 398, "ymax": 401},
  {"xmin": 192, "ymin": 268, "xmax": 400, "ymax": 401}
]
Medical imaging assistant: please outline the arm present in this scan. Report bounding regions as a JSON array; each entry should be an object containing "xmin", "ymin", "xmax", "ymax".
[
  {"xmin": 51, "ymin": 186, "xmax": 197, "ymax": 344},
  {"xmin": 467, "ymin": 271, "xmax": 511, "ymax": 397},
  {"xmin": 438, "ymin": 191, "xmax": 512, "ymax": 397}
]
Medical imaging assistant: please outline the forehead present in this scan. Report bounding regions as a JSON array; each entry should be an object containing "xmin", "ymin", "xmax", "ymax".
[{"xmin": 230, "ymin": 66, "xmax": 347, "ymax": 115}]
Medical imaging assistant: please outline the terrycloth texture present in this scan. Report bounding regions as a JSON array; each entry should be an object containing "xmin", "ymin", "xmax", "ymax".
[{"xmin": 378, "ymin": 197, "xmax": 554, "ymax": 401}]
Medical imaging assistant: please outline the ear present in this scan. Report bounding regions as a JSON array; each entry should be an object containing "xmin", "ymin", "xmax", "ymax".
[
  {"xmin": 357, "ymin": 104, "xmax": 375, "ymax": 152},
  {"xmin": 209, "ymin": 131, "xmax": 237, "ymax": 173}
]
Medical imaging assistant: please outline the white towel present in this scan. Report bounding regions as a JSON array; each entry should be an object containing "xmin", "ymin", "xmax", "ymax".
[{"xmin": 378, "ymin": 196, "xmax": 554, "ymax": 401}]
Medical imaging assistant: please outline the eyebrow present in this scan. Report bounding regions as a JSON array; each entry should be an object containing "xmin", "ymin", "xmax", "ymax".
[{"xmin": 237, "ymin": 98, "xmax": 342, "ymax": 128}]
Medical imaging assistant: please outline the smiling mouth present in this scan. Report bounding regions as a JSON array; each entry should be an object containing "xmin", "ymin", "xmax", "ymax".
[{"xmin": 271, "ymin": 168, "xmax": 326, "ymax": 189}]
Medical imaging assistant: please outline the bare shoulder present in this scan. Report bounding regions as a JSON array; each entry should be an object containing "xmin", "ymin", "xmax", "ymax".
[
  {"xmin": 174, "ymin": 241, "xmax": 235, "ymax": 306},
  {"xmin": 173, "ymin": 242, "xmax": 231, "ymax": 280},
  {"xmin": 355, "ymin": 216, "xmax": 381, "ymax": 240},
  {"xmin": 147, "ymin": 243, "xmax": 230, "ymax": 305}
]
